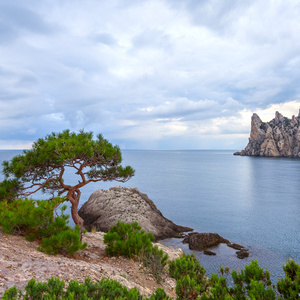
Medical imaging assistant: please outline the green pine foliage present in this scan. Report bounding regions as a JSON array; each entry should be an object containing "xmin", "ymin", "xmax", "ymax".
[
  {"xmin": 2, "ymin": 258, "xmax": 300, "ymax": 299},
  {"xmin": 3, "ymin": 277, "xmax": 168, "ymax": 300},
  {"xmin": 277, "ymin": 259, "xmax": 300, "ymax": 299},
  {"xmin": 0, "ymin": 197, "xmax": 64, "ymax": 237},
  {"xmin": 148, "ymin": 288, "xmax": 172, "ymax": 300},
  {"xmin": 0, "ymin": 130, "xmax": 134, "ymax": 233},
  {"xmin": 0, "ymin": 198, "xmax": 87, "ymax": 255},
  {"xmin": 0, "ymin": 179, "xmax": 22, "ymax": 203},
  {"xmin": 104, "ymin": 221, "xmax": 154, "ymax": 258},
  {"xmin": 201, "ymin": 273, "xmax": 232, "ymax": 299},
  {"xmin": 230, "ymin": 260, "xmax": 275, "ymax": 299},
  {"xmin": 176, "ymin": 275, "xmax": 201, "ymax": 300},
  {"xmin": 201, "ymin": 260, "xmax": 277, "ymax": 299},
  {"xmin": 104, "ymin": 222, "xmax": 169, "ymax": 283},
  {"xmin": 169, "ymin": 253, "xmax": 208, "ymax": 295},
  {"xmin": 169, "ymin": 254, "xmax": 300, "ymax": 299},
  {"xmin": 38, "ymin": 225, "xmax": 87, "ymax": 255},
  {"xmin": 143, "ymin": 245, "xmax": 169, "ymax": 283}
]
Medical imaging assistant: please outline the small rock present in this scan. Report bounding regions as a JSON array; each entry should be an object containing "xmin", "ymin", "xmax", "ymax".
[
  {"xmin": 236, "ymin": 249, "xmax": 249, "ymax": 259},
  {"xmin": 227, "ymin": 243, "xmax": 244, "ymax": 250},
  {"xmin": 203, "ymin": 250, "xmax": 216, "ymax": 256}
]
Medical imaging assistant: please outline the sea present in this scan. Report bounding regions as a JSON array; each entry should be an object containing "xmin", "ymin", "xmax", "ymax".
[{"xmin": 0, "ymin": 149, "xmax": 299, "ymax": 282}]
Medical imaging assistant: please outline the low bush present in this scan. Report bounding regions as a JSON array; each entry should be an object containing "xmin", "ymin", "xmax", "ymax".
[
  {"xmin": 0, "ymin": 198, "xmax": 87, "ymax": 255},
  {"xmin": 104, "ymin": 221, "xmax": 154, "ymax": 257},
  {"xmin": 143, "ymin": 245, "xmax": 169, "ymax": 283},
  {"xmin": 104, "ymin": 222, "xmax": 168, "ymax": 283},
  {"xmin": 176, "ymin": 275, "xmax": 200, "ymax": 300},
  {"xmin": 277, "ymin": 259, "xmax": 300, "ymax": 299},
  {"xmin": 3, "ymin": 259, "xmax": 300, "ymax": 299},
  {"xmin": 230, "ymin": 260, "xmax": 275, "ymax": 299},
  {"xmin": 169, "ymin": 253, "xmax": 208, "ymax": 296},
  {"xmin": 3, "ymin": 277, "xmax": 170, "ymax": 300},
  {"xmin": 201, "ymin": 260, "xmax": 281, "ymax": 299},
  {"xmin": 169, "ymin": 255, "xmax": 300, "ymax": 299}
]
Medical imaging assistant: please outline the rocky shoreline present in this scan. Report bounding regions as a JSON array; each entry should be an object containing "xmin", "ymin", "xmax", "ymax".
[
  {"xmin": 1, "ymin": 187, "xmax": 251, "ymax": 297},
  {"xmin": 79, "ymin": 187, "xmax": 249, "ymax": 260}
]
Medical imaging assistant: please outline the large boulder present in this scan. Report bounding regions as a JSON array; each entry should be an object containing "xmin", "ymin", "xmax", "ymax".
[{"xmin": 78, "ymin": 186, "xmax": 193, "ymax": 240}]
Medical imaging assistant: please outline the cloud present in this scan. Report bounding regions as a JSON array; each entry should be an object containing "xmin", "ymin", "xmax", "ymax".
[
  {"xmin": 0, "ymin": 3, "xmax": 55, "ymax": 40},
  {"xmin": 0, "ymin": 0, "xmax": 300, "ymax": 149},
  {"xmin": 93, "ymin": 32, "xmax": 117, "ymax": 46}
]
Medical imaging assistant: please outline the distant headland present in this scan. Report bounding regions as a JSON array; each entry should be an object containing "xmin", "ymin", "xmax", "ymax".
[{"xmin": 234, "ymin": 110, "xmax": 300, "ymax": 157}]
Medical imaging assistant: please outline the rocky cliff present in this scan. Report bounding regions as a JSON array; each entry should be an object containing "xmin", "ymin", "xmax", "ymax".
[{"xmin": 234, "ymin": 110, "xmax": 300, "ymax": 157}]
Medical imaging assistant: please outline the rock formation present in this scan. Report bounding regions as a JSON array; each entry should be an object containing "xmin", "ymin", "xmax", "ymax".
[
  {"xmin": 182, "ymin": 232, "xmax": 249, "ymax": 259},
  {"xmin": 78, "ymin": 186, "xmax": 193, "ymax": 240},
  {"xmin": 182, "ymin": 232, "xmax": 230, "ymax": 251},
  {"xmin": 234, "ymin": 110, "xmax": 300, "ymax": 157}
]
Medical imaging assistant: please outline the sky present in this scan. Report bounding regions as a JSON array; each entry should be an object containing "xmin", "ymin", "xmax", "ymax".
[{"xmin": 0, "ymin": 0, "xmax": 300, "ymax": 150}]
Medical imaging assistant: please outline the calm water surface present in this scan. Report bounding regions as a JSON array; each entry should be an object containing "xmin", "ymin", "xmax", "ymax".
[{"xmin": 1, "ymin": 150, "xmax": 299, "ymax": 280}]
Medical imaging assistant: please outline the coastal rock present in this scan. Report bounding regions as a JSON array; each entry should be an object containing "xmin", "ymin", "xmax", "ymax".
[
  {"xmin": 235, "ymin": 110, "xmax": 300, "ymax": 157},
  {"xmin": 236, "ymin": 249, "xmax": 250, "ymax": 259},
  {"xmin": 203, "ymin": 250, "xmax": 216, "ymax": 256},
  {"xmin": 182, "ymin": 232, "xmax": 249, "ymax": 259},
  {"xmin": 182, "ymin": 232, "xmax": 230, "ymax": 251},
  {"xmin": 227, "ymin": 243, "xmax": 245, "ymax": 250},
  {"xmin": 78, "ymin": 186, "xmax": 193, "ymax": 240}
]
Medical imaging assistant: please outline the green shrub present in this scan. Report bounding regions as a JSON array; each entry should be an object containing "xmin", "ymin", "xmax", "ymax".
[
  {"xmin": 104, "ymin": 222, "xmax": 168, "ymax": 283},
  {"xmin": 143, "ymin": 245, "xmax": 168, "ymax": 283},
  {"xmin": 148, "ymin": 288, "xmax": 172, "ymax": 300},
  {"xmin": 0, "ymin": 198, "xmax": 87, "ymax": 255},
  {"xmin": 231, "ymin": 260, "xmax": 275, "ymax": 299},
  {"xmin": 38, "ymin": 225, "xmax": 87, "ymax": 255},
  {"xmin": 3, "ymin": 259, "xmax": 300, "ymax": 299},
  {"xmin": 176, "ymin": 275, "xmax": 200, "ymax": 300},
  {"xmin": 3, "ymin": 276, "xmax": 168, "ymax": 300},
  {"xmin": 104, "ymin": 221, "xmax": 154, "ymax": 258},
  {"xmin": 0, "ymin": 198, "xmax": 63, "ymax": 237},
  {"xmin": 201, "ymin": 260, "xmax": 276, "ymax": 299},
  {"xmin": 200, "ymin": 273, "xmax": 232, "ymax": 299},
  {"xmin": 277, "ymin": 259, "xmax": 300, "ymax": 299},
  {"xmin": 0, "ymin": 179, "xmax": 22, "ymax": 203},
  {"xmin": 169, "ymin": 253, "xmax": 208, "ymax": 293}
]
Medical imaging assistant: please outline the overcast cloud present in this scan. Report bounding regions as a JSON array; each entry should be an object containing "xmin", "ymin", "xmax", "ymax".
[{"xmin": 0, "ymin": 0, "xmax": 300, "ymax": 149}]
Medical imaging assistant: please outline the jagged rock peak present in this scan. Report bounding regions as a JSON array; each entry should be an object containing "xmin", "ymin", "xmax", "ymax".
[
  {"xmin": 275, "ymin": 111, "xmax": 284, "ymax": 125},
  {"xmin": 234, "ymin": 110, "xmax": 300, "ymax": 157},
  {"xmin": 252, "ymin": 113, "xmax": 262, "ymax": 122}
]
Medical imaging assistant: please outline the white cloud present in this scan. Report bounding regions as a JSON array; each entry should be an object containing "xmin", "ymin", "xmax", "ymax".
[
  {"xmin": 0, "ymin": 140, "xmax": 33, "ymax": 150},
  {"xmin": 0, "ymin": 0, "xmax": 300, "ymax": 149}
]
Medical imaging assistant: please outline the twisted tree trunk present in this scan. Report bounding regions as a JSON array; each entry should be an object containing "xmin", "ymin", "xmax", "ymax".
[{"xmin": 68, "ymin": 189, "xmax": 84, "ymax": 241}]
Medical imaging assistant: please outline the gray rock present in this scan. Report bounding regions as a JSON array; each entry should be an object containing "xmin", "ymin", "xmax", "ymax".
[
  {"xmin": 182, "ymin": 232, "xmax": 250, "ymax": 259},
  {"xmin": 235, "ymin": 110, "xmax": 300, "ymax": 157},
  {"xmin": 182, "ymin": 232, "xmax": 230, "ymax": 251},
  {"xmin": 78, "ymin": 186, "xmax": 193, "ymax": 240},
  {"xmin": 227, "ymin": 243, "xmax": 244, "ymax": 250},
  {"xmin": 236, "ymin": 249, "xmax": 250, "ymax": 259},
  {"xmin": 203, "ymin": 250, "xmax": 216, "ymax": 256}
]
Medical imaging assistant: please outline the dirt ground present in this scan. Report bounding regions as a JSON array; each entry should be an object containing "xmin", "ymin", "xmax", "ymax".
[{"xmin": 0, "ymin": 229, "xmax": 183, "ymax": 298}]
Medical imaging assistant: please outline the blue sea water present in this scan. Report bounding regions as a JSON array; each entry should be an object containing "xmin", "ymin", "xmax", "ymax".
[{"xmin": 0, "ymin": 149, "xmax": 299, "ymax": 281}]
